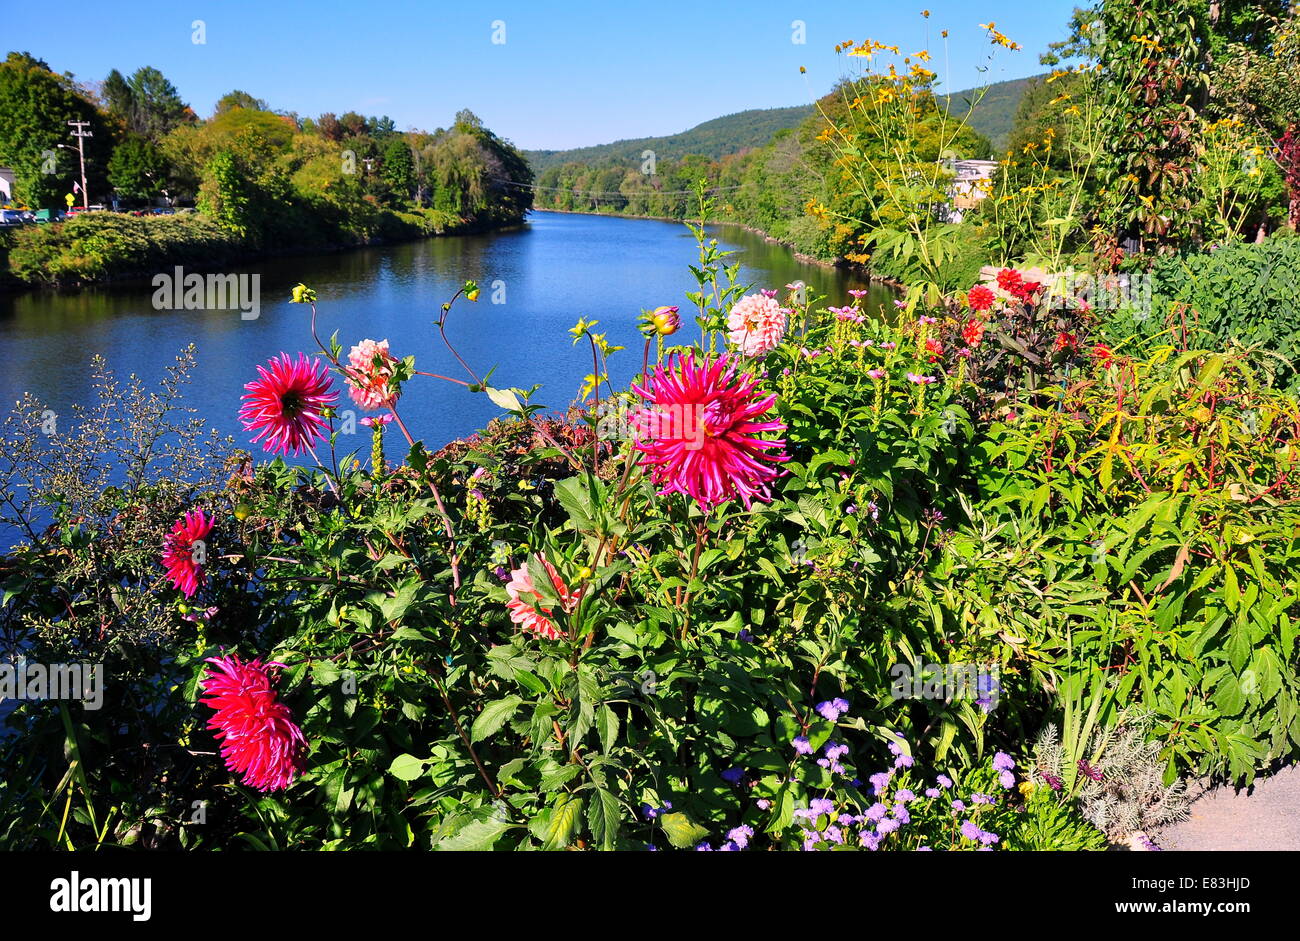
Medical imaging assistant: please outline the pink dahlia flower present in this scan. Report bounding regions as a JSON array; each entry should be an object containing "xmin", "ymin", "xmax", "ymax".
[
  {"xmin": 505, "ymin": 554, "xmax": 583, "ymax": 640},
  {"xmin": 239, "ymin": 353, "xmax": 338, "ymax": 455},
  {"xmin": 162, "ymin": 509, "xmax": 215, "ymax": 598},
  {"xmin": 631, "ymin": 352, "xmax": 789, "ymax": 510},
  {"xmin": 345, "ymin": 338, "xmax": 400, "ymax": 411},
  {"xmin": 727, "ymin": 293, "xmax": 788, "ymax": 357},
  {"xmin": 200, "ymin": 654, "xmax": 307, "ymax": 792}
]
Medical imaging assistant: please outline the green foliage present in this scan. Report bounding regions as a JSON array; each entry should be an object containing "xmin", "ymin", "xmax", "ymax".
[
  {"xmin": 0, "ymin": 52, "xmax": 113, "ymax": 209},
  {"xmin": 1107, "ymin": 236, "xmax": 1300, "ymax": 389},
  {"xmin": 6, "ymin": 212, "xmax": 242, "ymax": 283}
]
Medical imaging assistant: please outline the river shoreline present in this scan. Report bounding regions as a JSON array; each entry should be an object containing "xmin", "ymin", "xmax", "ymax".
[{"xmin": 0, "ymin": 214, "xmax": 530, "ymax": 295}]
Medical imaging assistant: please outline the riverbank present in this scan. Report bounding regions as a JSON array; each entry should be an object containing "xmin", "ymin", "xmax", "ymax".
[{"xmin": 0, "ymin": 208, "xmax": 527, "ymax": 292}]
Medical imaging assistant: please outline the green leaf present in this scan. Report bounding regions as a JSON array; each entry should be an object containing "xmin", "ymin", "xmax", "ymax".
[
  {"xmin": 596, "ymin": 704, "xmax": 620, "ymax": 753},
  {"xmin": 587, "ymin": 788, "xmax": 621, "ymax": 850},
  {"xmin": 471, "ymin": 695, "xmax": 522, "ymax": 743},
  {"xmin": 485, "ymin": 386, "xmax": 522, "ymax": 412},
  {"xmin": 539, "ymin": 794, "xmax": 584, "ymax": 850},
  {"xmin": 434, "ymin": 818, "xmax": 514, "ymax": 851},
  {"xmin": 387, "ymin": 753, "xmax": 427, "ymax": 782},
  {"xmin": 660, "ymin": 812, "xmax": 710, "ymax": 849}
]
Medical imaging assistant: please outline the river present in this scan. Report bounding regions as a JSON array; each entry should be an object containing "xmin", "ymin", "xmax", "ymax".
[{"xmin": 0, "ymin": 210, "xmax": 889, "ymax": 470}]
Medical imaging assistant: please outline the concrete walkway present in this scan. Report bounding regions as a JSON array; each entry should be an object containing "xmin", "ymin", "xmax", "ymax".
[{"xmin": 1156, "ymin": 765, "xmax": 1300, "ymax": 850}]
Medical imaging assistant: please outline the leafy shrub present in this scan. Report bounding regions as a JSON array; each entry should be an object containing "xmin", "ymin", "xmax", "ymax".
[{"xmin": 1112, "ymin": 236, "xmax": 1300, "ymax": 389}]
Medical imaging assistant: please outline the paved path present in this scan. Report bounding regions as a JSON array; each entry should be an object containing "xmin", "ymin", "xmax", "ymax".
[{"xmin": 1156, "ymin": 765, "xmax": 1300, "ymax": 850}]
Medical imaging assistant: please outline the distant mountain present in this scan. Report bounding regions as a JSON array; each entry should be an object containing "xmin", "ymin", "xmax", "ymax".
[
  {"xmin": 524, "ymin": 105, "xmax": 814, "ymax": 173},
  {"xmin": 525, "ymin": 74, "xmax": 1040, "ymax": 175},
  {"xmin": 945, "ymin": 74, "xmax": 1046, "ymax": 153}
]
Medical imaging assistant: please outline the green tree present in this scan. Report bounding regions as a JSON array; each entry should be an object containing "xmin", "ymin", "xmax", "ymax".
[
  {"xmin": 214, "ymin": 90, "xmax": 268, "ymax": 115},
  {"xmin": 380, "ymin": 137, "xmax": 415, "ymax": 204},
  {"xmin": 0, "ymin": 52, "xmax": 112, "ymax": 209},
  {"xmin": 108, "ymin": 134, "xmax": 168, "ymax": 200}
]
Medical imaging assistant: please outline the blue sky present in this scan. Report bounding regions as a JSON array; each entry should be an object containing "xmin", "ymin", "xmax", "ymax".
[{"xmin": 8, "ymin": 0, "xmax": 1084, "ymax": 150}]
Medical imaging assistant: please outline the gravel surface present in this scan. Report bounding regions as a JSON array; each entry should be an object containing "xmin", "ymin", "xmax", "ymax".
[{"xmin": 1156, "ymin": 765, "xmax": 1300, "ymax": 851}]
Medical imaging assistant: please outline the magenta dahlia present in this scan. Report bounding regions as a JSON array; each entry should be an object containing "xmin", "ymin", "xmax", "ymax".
[
  {"xmin": 239, "ymin": 352, "xmax": 338, "ymax": 455},
  {"xmin": 162, "ymin": 509, "xmax": 214, "ymax": 598},
  {"xmin": 200, "ymin": 655, "xmax": 307, "ymax": 792},
  {"xmin": 631, "ymin": 352, "xmax": 788, "ymax": 510}
]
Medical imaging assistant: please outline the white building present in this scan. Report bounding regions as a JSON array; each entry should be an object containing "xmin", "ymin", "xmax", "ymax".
[
  {"xmin": 0, "ymin": 167, "xmax": 15, "ymax": 204},
  {"xmin": 939, "ymin": 159, "xmax": 998, "ymax": 223}
]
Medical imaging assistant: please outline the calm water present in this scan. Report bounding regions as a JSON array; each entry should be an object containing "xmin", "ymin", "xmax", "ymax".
[{"xmin": 0, "ymin": 211, "xmax": 888, "ymax": 464}]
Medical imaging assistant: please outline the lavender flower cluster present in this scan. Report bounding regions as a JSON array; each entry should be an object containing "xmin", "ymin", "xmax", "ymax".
[{"xmin": 694, "ymin": 699, "xmax": 1023, "ymax": 852}]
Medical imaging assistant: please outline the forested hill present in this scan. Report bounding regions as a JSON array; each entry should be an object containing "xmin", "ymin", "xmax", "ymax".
[
  {"xmin": 524, "ymin": 106, "xmax": 814, "ymax": 173},
  {"xmin": 526, "ymin": 74, "xmax": 1042, "ymax": 176},
  {"xmin": 946, "ymin": 74, "xmax": 1047, "ymax": 151}
]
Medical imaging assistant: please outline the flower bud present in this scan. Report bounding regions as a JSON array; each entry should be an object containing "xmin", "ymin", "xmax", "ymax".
[{"xmin": 650, "ymin": 305, "xmax": 680, "ymax": 336}]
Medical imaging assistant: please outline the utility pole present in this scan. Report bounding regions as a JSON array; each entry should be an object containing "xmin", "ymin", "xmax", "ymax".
[{"xmin": 68, "ymin": 120, "xmax": 92, "ymax": 209}]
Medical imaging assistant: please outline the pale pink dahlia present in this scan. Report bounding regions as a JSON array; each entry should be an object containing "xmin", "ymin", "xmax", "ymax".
[
  {"xmin": 631, "ymin": 352, "xmax": 788, "ymax": 510},
  {"xmin": 345, "ymin": 338, "xmax": 400, "ymax": 411},
  {"xmin": 200, "ymin": 654, "xmax": 307, "ymax": 792},
  {"xmin": 505, "ymin": 554, "xmax": 583, "ymax": 640},
  {"xmin": 727, "ymin": 292, "xmax": 788, "ymax": 358},
  {"xmin": 161, "ymin": 509, "xmax": 215, "ymax": 598},
  {"xmin": 239, "ymin": 352, "xmax": 338, "ymax": 455}
]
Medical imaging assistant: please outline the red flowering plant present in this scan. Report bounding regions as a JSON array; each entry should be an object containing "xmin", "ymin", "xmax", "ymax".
[{"xmin": 940, "ymin": 268, "xmax": 1096, "ymax": 423}]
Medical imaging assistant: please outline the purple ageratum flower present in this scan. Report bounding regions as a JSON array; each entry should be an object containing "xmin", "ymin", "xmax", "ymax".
[
  {"xmin": 868, "ymin": 771, "xmax": 892, "ymax": 794},
  {"xmin": 978, "ymin": 829, "xmax": 1000, "ymax": 846},
  {"xmin": 865, "ymin": 802, "xmax": 888, "ymax": 822},
  {"xmin": 795, "ymin": 797, "xmax": 835, "ymax": 823},
  {"xmin": 793, "ymin": 736, "xmax": 813, "ymax": 755},
  {"xmin": 720, "ymin": 767, "xmax": 744, "ymax": 784},
  {"xmin": 894, "ymin": 753, "xmax": 914, "ymax": 769},
  {"xmin": 951, "ymin": 800, "xmax": 966, "ymax": 812},
  {"xmin": 917, "ymin": 846, "xmax": 933, "ymax": 851},
  {"xmin": 936, "ymin": 774, "xmax": 953, "ymax": 790},
  {"xmin": 999, "ymin": 770, "xmax": 1016, "ymax": 789},
  {"xmin": 824, "ymin": 825, "xmax": 845, "ymax": 845},
  {"xmin": 816, "ymin": 698, "xmax": 850, "ymax": 721},
  {"xmin": 971, "ymin": 793, "xmax": 995, "ymax": 806},
  {"xmin": 960, "ymin": 820, "xmax": 982, "ymax": 841},
  {"xmin": 727, "ymin": 824, "xmax": 755, "ymax": 849},
  {"xmin": 892, "ymin": 806, "xmax": 911, "ymax": 825},
  {"xmin": 695, "ymin": 842, "xmax": 713, "ymax": 851},
  {"xmin": 756, "ymin": 799, "xmax": 771, "ymax": 810},
  {"xmin": 825, "ymin": 742, "xmax": 850, "ymax": 763},
  {"xmin": 641, "ymin": 803, "xmax": 659, "ymax": 820},
  {"xmin": 924, "ymin": 788, "xmax": 941, "ymax": 798},
  {"xmin": 719, "ymin": 841, "xmax": 740, "ymax": 851},
  {"xmin": 877, "ymin": 817, "xmax": 901, "ymax": 834},
  {"xmin": 895, "ymin": 788, "xmax": 915, "ymax": 803},
  {"xmin": 992, "ymin": 751, "xmax": 1015, "ymax": 771},
  {"xmin": 887, "ymin": 740, "xmax": 903, "ymax": 756},
  {"xmin": 861, "ymin": 832, "xmax": 881, "ymax": 851}
]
